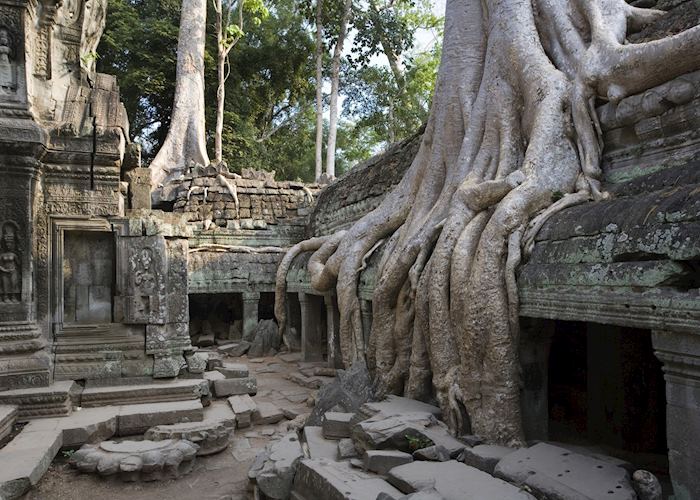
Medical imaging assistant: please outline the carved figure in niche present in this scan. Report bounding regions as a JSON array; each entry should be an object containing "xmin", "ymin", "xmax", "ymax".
[
  {"xmin": 0, "ymin": 27, "xmax": 16, "ymax": 92},
  {"xmin": 130, "ymin": 247, "xmax": 156, "ymax": 295},
  {"xmin": 0, "ymin": 223, "xmax": 21, "ymax": 302}
]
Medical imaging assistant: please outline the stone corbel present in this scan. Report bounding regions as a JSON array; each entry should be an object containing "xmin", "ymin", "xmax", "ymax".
[{"xmin": 33, "ymin": 0, "xmax": 61, "ymax": 79}]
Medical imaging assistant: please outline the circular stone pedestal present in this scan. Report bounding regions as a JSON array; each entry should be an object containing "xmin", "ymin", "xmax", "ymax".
[
  {"xmin": 70, "ymin": 439, "xmax": 199, "ymax": 482},
  {"xmin": 145, "ymin": 419, "xmax": 234, "ymax": 456}
]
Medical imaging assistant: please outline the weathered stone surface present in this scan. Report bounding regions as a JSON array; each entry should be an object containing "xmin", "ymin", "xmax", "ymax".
[
  {"xmin": 303, "ymin": 426, "xmax": 338, "ymax": 460},
  {"xmin": 458, "ymin": 444, "xmax": 516, "ymax": 474},
  {"xmin": 0, "ymin": 381, "xmax": 78, "ymax": 420},
  {"xmin": 145, "ymin": 418, "xmax": 234, "ymax": 455},
  {"xmin": 0, "ymin": 428, "xmax": 63, "ymax": 500},
  {"xmin": 117, "ymin": 400, "xmax": 204, "ymax": 436},
  {"xmin": 378, "ymin": 488, "xmax": 445, "ymax": 500},
  {"xmin": 338, "ymin": 438, "xmax": 358, "ymax": 459},
  {"xmin": 218, "ymin": 341, "xmax": 251, "ymax": 357},
  {"xmin": 413, "ymin": 445, "xmax": 450, "ymax": 462},
  {"xmin": 247, "ymin": 319, "xmax": 281, "ymax": 358},
  {"xmin": 0, "ymin": 405, "xmax": 17, "ymax": 442},
  {"xmin": 70, "ymin": 439, "xmax": 198, "ymax": 481},
  {"xmin": 364, "ymin": 450, "xmax": 414, "ymax": 475},
  {"xmin": 228, "ymin": 394, "xmax": 257, "ymax": 428},
  {"xmin": 352, "ymin": 412, "xmax": 464, "ymax": 457},
  {"xmin": 356, "ymin": 396, "xmax": 441, "ymax": 423},
  {"xmin": 80, "ymin": 378, "xmax": 207, "ymax": 407},
  {"xmin": 248, "ymin": 432, "xmax": 304, "ymax": 500},
  {"xmin": 253, "ymin": 402, "xmax": 285, "ymax": 425},
  {"xmin": 212, "ymin": 376, "xmax": 257, "ymax": 397},
  {"xmin": 216, "ymin": 362, "xmax": 249, "ymax": 379},
  {"xmin": 307, "ymin": 360, "xmax": 374, "ymax": 426},
  {"xmin": 185, "ymin": 352, "xmax": 208, "ymax": 374},
  {"xmin": 322, "ymin": 412, "xmax": 354, "ymax": 439},
  {"xmin": 291, "ymin": 458, "xmax": 403, "ymax": 500},
  {"xmin": 494, "ymin": 443, "xmax": 637, "ymax": 500},
  {"xmin": 388, "ymin": 460, "xmax": 536, "ymax": 499}
]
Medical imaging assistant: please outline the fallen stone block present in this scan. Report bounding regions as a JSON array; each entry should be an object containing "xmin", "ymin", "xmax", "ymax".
[
  {"xmin": 307, "ymin": 360, "xmax": 374, "ymax": 426},
  {"xmin": 322, "ymin": 411, "xmax": 354, "ymax": 439},
  {"xmin": 228, "ymin": 394, "xmax": 257, "ymax": 428},
  {"xmin": 458, "ymin": 444, "xmax": 516, "ymax": 474},
  {"xmin": 388, "ymin": 460, "xmax": 536, "ymax": 499},
  {"xmin": 117, "ymin": 400, "xmax": 204, "ymax": 436},
  {"xmin": 253, "ymin": 402, "xmax": 285, "ymax": 425},
  {"xmin": 216, "ymin": 362, "xmax": 249, "ymax": 379},
  {"xmin": 493, "ymin": 443, "xmax": 638, "ymax": 500},
  {"xmin": 145, "ymin": 418, "xmax": 234, "ymax": 455},
  {"xmin": 80, "ymin": 379, "xmax": 207, "ymax": 408},
  {"xmin": 282, "ymin": 407, "xmax": 300, "ymax": 420},
  {"xmin": 70, "ymin": 439, "xmax": 198, "ymax": 481},
  {"xmin": 338, "ymin": 438, "xmax": 358, "ymax": 459},
  {"xmin": 357, "ymin": 395, "xmax": 441, "ymax": 423},
  {"xmin": 0, "ymin": 405, "xmax": 18, "ymax": 442},
  {"xmin": 313, "ymin": 367, "xmax": 337, "ymax": 377},
  {"xmin": 206, "ymin": 353, "xmax": 224, "ymax": 370},
  {"xmin": 413, "ymin": 445, "xmax": 450, "ymax": 462},
  {"xmin": 248, "ymin": 432, "xmax": 304, "ymax": 499},
  {"xmin": 364, "ymin": 450, "xmax": 414, "ymax": 475},
  {"xmin": 291, "ymin": 458, "xmax": 403, "ymax": 500},
  {"xmin": 218, "ymin": 340, "xmax": 251, "ymax": 357},
  {"xmin": 0, "ymin": 428, "xmax": 63, "ymax": 500},
  {"xmin": 196, "ymin": 333, "xmax": 215, "ymax": 347},
  {"xmin": 303, "ymin": 426, "xmax": 338, "ymax": 460},
  {"xmin": 185, "ymin": 352, "xmax": 208, "ymax": 374},
  {"xmin": 212, "ymin": 376, "xmax": 257, "ymax": 397}
]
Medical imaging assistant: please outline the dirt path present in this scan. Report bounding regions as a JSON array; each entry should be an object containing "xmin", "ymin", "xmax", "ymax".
[{"xmin": 27, "ymin": 355, "xmax": 317, "ymax": 500}]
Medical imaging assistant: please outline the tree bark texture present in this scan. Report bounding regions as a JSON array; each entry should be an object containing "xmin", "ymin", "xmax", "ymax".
[{"xmin": 315, "ymin": 0, "xmax": 325, "ymax": 182}]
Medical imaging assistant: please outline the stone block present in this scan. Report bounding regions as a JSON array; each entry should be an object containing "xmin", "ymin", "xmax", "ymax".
[
  {"xmin": 145, "ymin": 419, "xmax": 233, "ymax": 456},
  {"xmin": 322, "ymin": 412, "xmax": 354, "ymax": 439},
  {"xmin": 117, "ymin": 400, "xmax": 204, "ymax": 436},
  {"xmin": 338, "ymin": 438, "xmax": 358, "ymax": 459},
  {"xmin": 80, "ymin": 379, "xmax": 207, "ymax": 407},
  {"xmin": 291, "ymin": 459, "xmax": 403, "ymax": 500},
  {"xmin": 253, "ymin": 402, "xmax": 285, "ymax": 425},
  {"xmin": 0, "ymin": 406, "xmax": 18, "ymax": 442},
  {"xmin": 228, "ymin": 395, "xmax": 257, "ymax": 428},
  {"xmin": 413, "ymin": 445, "xmax": 451, "ymax": 462},
  {"xmin": 212, "ymin": 376, "xmax": 257, "ymax": 397},
  {"xmin": 303, "ymin": 426, "xmax": 338, "ymax": 460},
  {"xmin": 0, "ymin": 381, "xmax": 78, "ymax": 421},
  {"xmin": 216, "ymin": 362, "xmax": 249, "ymax": 379},
  {"xmin": 458, "ymin": 444, "xmax": 516, "ymax": 474},
  {"xmin": 493, "ymin": 443, "xmax": 637, "ymax": 500},
  {"xmin": 388, "ymin": 460, "xmax": 536, "ymax": 499},
  {"xmin": 364, "ymin": 450, "xmax": 414, "ymax": 475},
  {"xmin": 185, "ymin": 352, "xmax": 208, "ymax": 374},
  {"xmin": 218, "ymin": 341, "xmax": 251, "ymax": 357},
  {"xmin": 248, "ymin": 432, "xmax": 304, "ymax": 500}
]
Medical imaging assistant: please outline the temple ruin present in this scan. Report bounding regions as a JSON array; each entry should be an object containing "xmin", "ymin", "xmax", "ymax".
[{"xmin": 0, "ymin": 0, "xmax": 699, "ymax": 499}]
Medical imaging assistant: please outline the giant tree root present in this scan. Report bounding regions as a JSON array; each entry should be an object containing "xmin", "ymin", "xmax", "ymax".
[{"xmin": 276, "ymin": 0, "xmax": 700, "ymax": 446}]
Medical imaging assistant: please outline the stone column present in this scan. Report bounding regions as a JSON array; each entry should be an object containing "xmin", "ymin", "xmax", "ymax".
[
  {"xmin": 325, "ymin": 293, "xmax": 342, "ymax": 368},
  {"xmin": 242, "ymin": 291, "xmax": 260, "ymax": 341},
  {"xmin": 519, "ymin": 318, "xmax": 554, "ymax": 441},
  {"xmin": 299, "ymin": 292, "xmax": 324, "ymax": 362},
  {"xmin": 652, "ymin": 329, "xmax": 700, "ymax": 500},
  {"xmin": 360, "ymin": 300, "xmax": 373, "ymax": 353}
]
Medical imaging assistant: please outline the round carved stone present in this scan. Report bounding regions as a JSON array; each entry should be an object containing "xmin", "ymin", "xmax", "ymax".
[
  {"xmin": 144, "ymin": 419, "xmax": 233, "ymax": 456},
  {"xmin": 69, "ymin": 439, "xmax": 199, "ymax": 482}
]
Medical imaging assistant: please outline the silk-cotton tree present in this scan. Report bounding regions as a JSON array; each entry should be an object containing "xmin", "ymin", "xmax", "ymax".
[{"xmin": 277, "ymin": 0, "xmax": 700, "ymax": 446}]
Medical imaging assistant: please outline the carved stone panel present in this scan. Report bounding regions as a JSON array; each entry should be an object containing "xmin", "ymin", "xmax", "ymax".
[{"xmin": 121, "ymin": 235, "xmax": 167, "ymax": 324}]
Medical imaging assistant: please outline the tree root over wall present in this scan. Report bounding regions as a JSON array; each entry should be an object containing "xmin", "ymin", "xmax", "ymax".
[{"xmin": 276, "ymin": 0, "xmax": 700, "ymax": 446}]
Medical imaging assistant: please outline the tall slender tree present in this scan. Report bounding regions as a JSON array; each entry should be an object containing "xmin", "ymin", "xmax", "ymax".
[{"xmin": 314, "ymin": 0, "xmax": 324, "ymax": 181}]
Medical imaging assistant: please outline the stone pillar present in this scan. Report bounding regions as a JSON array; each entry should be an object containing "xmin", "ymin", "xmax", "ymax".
[
  {"xmin": 242, "ymin": 291, "xmax": 260, "ymax": 341},
  {"xmin": 325, "ymin": 293, "xmax": 342, "ymax": 368},
  {"xmin": 360, "ymin": 300, "xmax": 373, "ymax": 353},
  {"xmin": 299, "ymin": 292, "xmax": 325, "ymax": 362},
  {"xmin": 652, "ymin": 330, "xmax": 700, "ymax": 500},
  {"xmin": 519, "ymin": 318, "xmax": 554, "ymax": 441}
]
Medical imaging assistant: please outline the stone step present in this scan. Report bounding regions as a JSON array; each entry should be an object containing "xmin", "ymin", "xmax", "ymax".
[
  {"xmin": 0, "ymin": 381, "xmax": 79, "ymax": 421},
  {"xmin": 212, "ymin": 376, "xmax": 257, "ymax": 397},
  {"xmin": 80, "ymin": 378, "xmax": 208, "ymax": 408},
  {"xmin": 228, "ymin": 394, "xmax": 257, "ymax": 428},
  {"xmin": 216, "ymin": 362, "xmax": 249, "ymax": 379},
  {"xmin": 388, "ymin": 460, "xmax": 536, "ymax": 499},
  {"xmin": 0, "ymin": 405, "xmax": 18, "ymax": 442},
  {"xmin": 0, "ymin": 400, "xmax": 204, "ymax": 499},
  {"xmin": 291, "ymin": 458, "xmax": 403, "ymax": 500}
]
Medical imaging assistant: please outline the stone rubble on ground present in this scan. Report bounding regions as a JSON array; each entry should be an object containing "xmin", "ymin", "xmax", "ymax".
[{"xmin": 228, "ymin": 394, "xmax": 257, "ymax": 428}]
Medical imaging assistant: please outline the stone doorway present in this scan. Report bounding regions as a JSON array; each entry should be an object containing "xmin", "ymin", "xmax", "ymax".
[{"xmin": 189, "ymin": 293, "xmax": 243, "ymax": 346}]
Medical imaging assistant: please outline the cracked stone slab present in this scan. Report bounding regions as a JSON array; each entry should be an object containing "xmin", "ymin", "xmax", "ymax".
[
  {"xmin": 388, "ymin": 460, "xmax": 536, "ymax": 499},
  {"xmin": 303, "ymin": 426, "xmax": 338, "ymax": 460},
  {"xmin": 70, "ymin": 439, "xmax": 198, "ymax": 481},
  {"xmin": 145, "ymin": 418, "xmax": 234, "ymax": 455},
  {"xmin": 494, "ymin": 443, "xmax": 639, "ymax": 500},
  {"xmin": 292, "ymin": 458, "xmax": 403, "ymax": 500},
  {"xmin": 217, "ymin": 363, "xmax": 249, "ymax": 379},
  {"xmin": 253, "ymin": 402, "xmax": 285, "ymax": 425},
  {"xmin": 248, "ymin": 432, "xmax": 304, "ymax": 500}
]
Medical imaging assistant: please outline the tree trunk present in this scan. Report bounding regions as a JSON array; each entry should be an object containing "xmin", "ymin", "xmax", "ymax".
[
  {"xmin": 214, "ymin": 0, "xmax": 225, "ymax": 163},
  {"xmin": 278, "ymin": 0, "xmax": 700, "ymax": 446},
  {"xmin": 314, "ymin": 0, "xmax": 324, "ymax": 182},
  {"xmin": 324, "ymin": 0, "xmax": 352, "ymax": 180},
  {"xmin": 150, "ymin": 0, "xmax": 209, "ymax": 200}
]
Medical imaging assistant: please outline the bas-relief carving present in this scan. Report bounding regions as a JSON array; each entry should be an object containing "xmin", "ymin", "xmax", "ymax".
[
  {"xmin": 0, "ymin": 221, "xmax": 21, "ymax": 302},
  {"xmin": 0, "ymin": 25, "xmax": 16, "ymax": 93}
]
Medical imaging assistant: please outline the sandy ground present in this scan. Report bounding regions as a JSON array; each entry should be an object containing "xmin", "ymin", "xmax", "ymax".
[{"xmin": 27, "ymin": 355, "xmax": 317, "ymax": 500}]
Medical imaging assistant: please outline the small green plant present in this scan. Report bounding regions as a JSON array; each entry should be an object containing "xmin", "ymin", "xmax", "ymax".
[
  {"xmin": 551, "ymin": 190, "xmax": 564, "ymax": 202},
  {"xmin": 405, "ymin": 434, "xmax": 432, "ymax": 452},
  {"xmin": 61, "ymin": 449, "xmax": 76, "ymax": 459}
]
